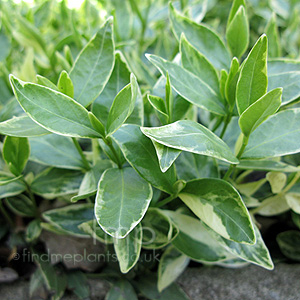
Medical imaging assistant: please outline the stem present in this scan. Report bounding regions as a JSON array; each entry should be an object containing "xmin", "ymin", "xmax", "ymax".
[
  {"xmin": 21, "ymin": 178, "xmax": 39, "ymax": 218},
  {"xmin": 104, "ymin": 138, "xmax": 123, "ymax": 169},
  {"xmin": 156, "ymin": 195, "xmax": 176, "ymax": 208},
  {"xmin": 220, "ymin": 113, "xmax": 232, "ymax": 139},
  {"xmin": 282, "ymin": 172, "xmax": 300, "ymax": 193},
  {"xmin": 72, "ymin": 138, "xmax": 91, "ymax": 171},
  {"xmin": 0, "ymin": 200, "xmax": 14, "ymax": 228},
  {"xmin": 212, "ymin": 117, "xmax": 223, "ymax": 133},
  {"xmin": 223, "ymin": 135, "xmax": 249, "ymax": 181},
  {"xmin": 92, "ymin": 139, "xmax": 100, "ymax": 165}
]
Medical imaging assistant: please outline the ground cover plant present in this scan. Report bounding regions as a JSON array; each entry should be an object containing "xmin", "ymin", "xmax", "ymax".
[{"xmin": 0, "ymin": 0, "xmax": 300, "ymax": 299}]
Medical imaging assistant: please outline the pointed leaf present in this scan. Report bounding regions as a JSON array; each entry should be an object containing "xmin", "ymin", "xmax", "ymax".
[
  {"xmin": 106, "ymin": 74, "xmax": 138, "ymax": 136},
  {"xmin": 42, "ymin": 204, "xmax": 94, "ymax": 237},
  {"xmin": 179, "ymin": 179, "xmax": 255, "ymax": 244},
  {"xmin": 225, "ymin": 57, "xmax": 240, "ymax": 107},
  {"xmin": 165, "ymin": 211, "xmax": 231, "ymax": 262},
  {"xmin": 0, "ymin": 116, "xmax": 50, "ymax": 137},
  {"xmin": 146, "ymin": 54, "xmax": 226, "ymax": 116},
  {"xmin": 158, "ymin": 247, "xmax": 189, "ymax": 292},
  {"xmin": 3, "ymin": 136, "xmax": 30, "ymax": 176},
  {"xmin": 207, "ymin": 223, "xmax": 274, "ymax": 269},
  {"xmin": 95, "ymin": 167, "xmax": 152, "ymax": 238},
  {"xmin": 112, "ymin": 125, "xmax": 177, "ymax": 194},
  {"xmin": 113, "ymin": 224, "xmax": 142, "ymax": 273},
  {"xmin": 10, "ymin": 76, "xmax": 102, "ymax": 138},
  {"xmin": 142, "ymin": 208, "xmax": 178, "ymax": 249},
  {"xmin": 226, "ymin": 6, "xmax": 249, "ymax": 59},
  {"xmin": 69, "ymin": 18, "xmax": 115, "ymax": 107},
  {"xmin": 141, "ymin": 120, "xmax": 238, "ymax": 164},
  {"xmin": 79, "ymin": 220, "xmax": 113, "ymax": 244},
  {"xmin": 29, "ymin": 135, "xmax": 86, "ymax": 170},
  {"xmin": 106, "ymin": 280, "xmax": 138, "ymax": 300},
  {"xmin": 180, "ymin": 34, "xmax": 220, "ymax": 94},
  {"xmin": 57, "ymin": 70, "xmax": 74, "ymax": 98},
  {"xmin": 239, "ymin": 88, "xmax": 282, "ymax": 137},
  {"xmin": 169, "ymin": 3, "xmax": 230, "ymax": 70},
  {"xmin": 31, "ymin": 168, "xmax": 83, "ymax": 199},
  {"xmin": 152, "ymin": 141, "xmax": 181, "ymax": 173},
  {"xmin": 236, "ymin": 35, "xmax": 268, "ymax": 115},
  {"xmin": 242, "ymin": 109, "xmax": 300, "ymax": 159},
  {"xmin": 265, "ymin": 13, "xmax": 281, "ymax": 58}
]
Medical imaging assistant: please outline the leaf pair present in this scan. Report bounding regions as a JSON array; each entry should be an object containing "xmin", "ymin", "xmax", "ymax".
[{"xmin": 237, "ymin": 34, "xmax": 282, "ymax": 138}]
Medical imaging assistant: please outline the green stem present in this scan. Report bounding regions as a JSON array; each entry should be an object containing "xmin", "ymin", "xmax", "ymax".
[
  {"xmin": 156, "ymin": 194, "xmax": 176, "ymax": 208},
  {"xmin": 220, "ymin": 113, "xmax": 232, "ymax": 139},
  {"xmin": 212, "ymin": 117, "xmax": 223, "ymax": 133},
  {"xmin": 72, "ymin": 138, "xmax": 91, "ymax": 171},
  {"xmin": 0, "ymin": 200, "xmax": 14, "ymax": 228},
  {"xmin": 282, "ymin": 172, "xmax": 300, "ymax": 193},
  {"xmin": 223, "ymin": 135, "xmax": 249, "ymax": 181},
  {"xmin": 104, "ymin": 138, "xmax": 123, "ymax": 169},
  {"xmin": 92, "ymin": 139, "xmax": 100, "ymax": 165},
  {"xmin": 21, "ymin": 178, "xmax": 39, "ymax": 217}
]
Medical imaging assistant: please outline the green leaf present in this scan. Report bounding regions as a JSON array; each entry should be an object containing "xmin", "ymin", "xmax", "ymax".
[
  {"xmin": 0, "ymin": 180, "xmax": 26, "ymax": 199},
  {"xmin": 78, "ymin": 219, "xmax": 113, "ymax": 244},
  {"xmin": 69, "ymin": 18, "xmax": 115, "ymax": 107},
  {"xmin": 179, "ymin": 179, "xmax": 255, "ymax": 244},
  {"xmin": 180, "ymin": 34, "xmax": 220, "ymax": 94},
  {"xmin": 137, "ymin": 274, "xmax": 190, "ymax": 300},
  {"xmin": 26, "ymin": 219, "xmax": 42, "ymax": 242},
  {"xmin": 176, "ymin": 153, "xmax": 219, "ymax": 181},
  {"xmin": 95, "ymin": 167, "xmax": 152, "ymax": 238},
  {"xmin": 277, "ymin": 231, "xmax": 300, "ymax": 261},
  {"xmin": 142, "ymin": 208, "xmax": 178, "ymax": 249},
  {"xmin": 227, "ymin": 0, "xmax": 246, "ymax": 25},
  {"xmin": 236, "ymin": 178, "xmax": 267, "ymax": 197},
  {"xmin": 32, "ymin": 251, "xmax": 67, "ymax": 300},
  {"xmin": 113, "ymin": 223, "xmax": 142, "ymax": 273},
  {"xmin": 266, "ymin": 172, "xmax": 287, "ymax": 194},
  {"xmin": 265, "ymin": 13, "xmax": 281, "ymax": 58},
  {"xmin": 6, "ymin": 194, "xmax": 36, "ymax": 217},
  {"xmin": 169, "ymin": 3, "xmax": 230, "ymax": 70},
  {"xmin": 285, "ymin": 193, "xmax": 300, "ymax": 214},
  {"xmin": 67, "ymin": 271, "xmax": 90, "ymax": 300},
  {"xmin": 207, "ymin": 223, "xmax": 274, "ymax": 269},
  {"xmin": 92, "ymin": 51, "xmax": 131, "ymax": 125},
  {"xmin": 106, "ymin": 280, "xmax": 138, "ymax": 300},
  {"xmin": 10, "ymin": 76, "xmax": 102, "ymax": 138},
  {"xmin": 0, "ymin": 172, "xmax": 23, "ymax": 186},
  {"xmin": 36, "ymin": 75, "xmax": 59, "ymax": 91},
  {"xmin": 158, "ymin": 247, "xmax": 189, "ymax": 292},
  {"xmin": 31, "ymin": 168, "xmax": 83, "ymax": 199},
  {"xmin": 146, "ymin": 54, "xmax": 226, "ymax": 116},
  {"xmin": 242, "ymin": 109, "xmax": 300, "ymax": 159},
  {"xmin": 147, "ymin": 94, "xmax": 168, "ymax": 117},
  {"xmin": 292, "ymin": 212, "xmax": 300, "ymax": 230},
  {"xmin": 236, "ymin": 35, "xmax": 268, "ymax": 115},
  {"xmin": 42, "ymin": 204, "xmax": 94, "ymax": 237},
  {"xmin": 268, "ymin": 71, "xmax": 300, "ymax": 106},
  {"xmin": 165, "ymin": 211, "xmax": 231, "ymax": 262},
  {"xmin": 71, "ymin": 160, "xmax": 112, "ymax": 202},
  {"xmin": 152, "ymin": 141, "xmax": 181, "ymax": 173},
  {"xmin": 257, "ymin": 194, "xmax": 289, "ymax": 216},
  {"xmin": 106, "ymin": 74, "xmax": 138, "ymax": 136},
  {"xmin": 219, "ymin": 70, "xmax": 228, "ymax": 101},
  {"xmin": 237, "ymin": 159, "xmax": 300, "ymax": 172},
  {"xmin": 29, "ymin": 135, "xmax": 86, "ymax": 170},
  {"xmin": 141, "ymin": 120, "xmax": 238, "ymax": 164},
  {"xmin": 239, "ymin": 88, "xmax": 282, "ymax": 137},
  {"xmin": 226, "ymin": 6, "xmax": 249, "ymax": 59},
  {"xmin": 112, "ymin": 125, "xmax": 176, "ymax": 194},
  {"xmin": 0, "ymin": 116, "xmax": 50, "ymax": 137},
  {"xmin": 225, "ymin": 57, "xmax": 240, "ymax": 107},
  {"xmin": 57, "ymin": 70, "xmax": 74, "ymax": 98},
  {"xmin": 3, "ymin": 136, "xmax": 30, "ymax": 176}
]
